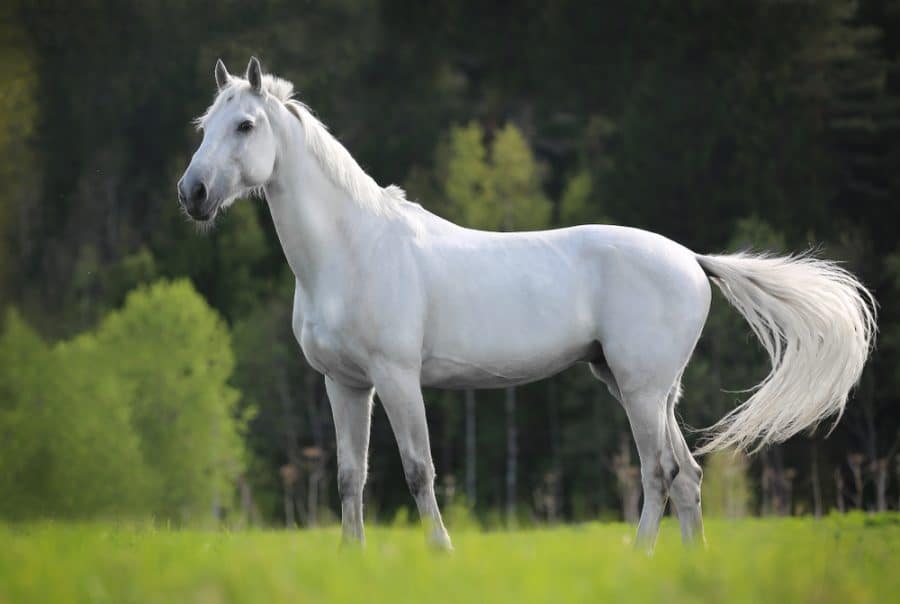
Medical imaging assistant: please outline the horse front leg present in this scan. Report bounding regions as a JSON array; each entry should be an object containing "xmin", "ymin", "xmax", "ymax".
[
  {"xmin": 324, "ymin": 376, "xmax": 374, "ymax": 545},
  {"xmin": 371, "ymin": 363, "xmax": 452, "ymax": 550}
]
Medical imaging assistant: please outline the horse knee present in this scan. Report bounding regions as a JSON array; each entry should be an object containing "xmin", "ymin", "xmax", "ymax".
[
  {"xmin": 403, "ymin": 458, "xmax": 434, "ymax": 498},
  {"xmin": 337, "ymin": 465, "xmax": 364, "ymax": 501}
]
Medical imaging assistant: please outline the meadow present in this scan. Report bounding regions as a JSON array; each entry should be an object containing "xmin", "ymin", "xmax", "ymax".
[{"xmin": 0, "ymin": 514, "xmax": 896, "ymax": 604}]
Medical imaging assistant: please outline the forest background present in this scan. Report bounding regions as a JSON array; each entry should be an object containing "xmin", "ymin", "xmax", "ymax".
[{"xmin": 1, "ymin": 0, "xmax": 898, "ymax": 527}]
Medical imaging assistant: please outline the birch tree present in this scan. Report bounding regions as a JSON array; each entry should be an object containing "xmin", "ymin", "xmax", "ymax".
[{"xmin": 442, "ymin": 122, "xmax": 551, "ymax": 523}]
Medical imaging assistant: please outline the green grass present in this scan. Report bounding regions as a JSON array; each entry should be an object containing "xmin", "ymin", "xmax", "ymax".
[{"xmin": 0, "ymin": 514, "xmax": 897, "ymax": 603}]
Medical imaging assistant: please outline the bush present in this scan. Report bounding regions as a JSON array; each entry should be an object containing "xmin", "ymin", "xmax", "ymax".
[
  {"xmin": 0, "ymin": 280, "xmax": 246, "ymax": 522},
  {"xmin": 702, "ymin": 449, "xmax": 753, "ymax": 518}
]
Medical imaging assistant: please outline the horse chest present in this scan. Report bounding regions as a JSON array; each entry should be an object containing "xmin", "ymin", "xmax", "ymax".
[{"xmin": 296, "ymin": 319, "xmax": 369, "ymax": 386}]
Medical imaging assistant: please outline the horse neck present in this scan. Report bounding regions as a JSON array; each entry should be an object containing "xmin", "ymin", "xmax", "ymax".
[{"xmin": 263, "ymin": 112, "xmax": 385, "ymax": 291}]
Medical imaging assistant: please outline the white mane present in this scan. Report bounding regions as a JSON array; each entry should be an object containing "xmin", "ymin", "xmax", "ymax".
[
  {"xmin": 199, "ymin": 73, "xmax": 405, "ymax": 217},
  {"xmin": 283, "ymin": 98, "xmax": 406, "ymax": 217}
]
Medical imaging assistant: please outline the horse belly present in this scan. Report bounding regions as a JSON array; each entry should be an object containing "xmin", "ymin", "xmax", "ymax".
[
  {"xmin": 420, "ymin": 341, "xmax": 595, "ymax": 389},
  {"xmin": 420, "ymin": 285, "xmax": 598, "ymax": 389}
]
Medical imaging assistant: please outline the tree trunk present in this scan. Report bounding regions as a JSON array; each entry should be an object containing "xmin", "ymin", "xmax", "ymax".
[
  {"xmin": 834, "ymin": 467, "xmax": 846, "ymax": 513},
  {"xmin": 546, "ymin": 378, "xmax": 561, "ymax": 523},
  {"xmin": 811, "ymin": 444, "xmax": 823, "ymax": 518},
  {"xmin": 761, "ymin": 453, "xmax": 772, "ymax": 516},
  {"xmin": 874, "ymin": 458, "xmax": 888, "ymax": 512},
  {"xmin": 505, "ymin": 385, "xmax": 517, "ymax": 527},
  {"xmin": 784, "ymin": 468, "xmax": 796, "ymax": 516},
  {"xmin": 439, "ymin": 397, "xmax": 455, "ymax": 503},
  {"xmin": 304, "ymin": 369, "xmax": 324, "ymax": 527},
  {"xmin": 284, "ymin": 487, "xmax": 296, "ymax": 528},
  {"xmin": 238, "ymin": 474, "xmax": 260, "ymax": 527},
  {"xmin": 280, "ymin": 464, "xmax": 300, "ymax": 528},
  {"xmin": 465, "ymin": 389, "xmax": 477, "ymax": 506},
  {"xmin": 307, "ymin": 467, "xmax": 319, "ymax": 526},
  {"xmin": 277, "ymin": 371, "xmax": 302, "ymax": 527},
  {"xmin": 770, "ymin": 446, "xmax": 789, "ymax": 516},
  {"xmin": 847, "ymin": 453, "xmax": 865, "ymax": 510},
  {"xmin": 612, "ymin": 438, "xmax": 640, "ymax": 524}
]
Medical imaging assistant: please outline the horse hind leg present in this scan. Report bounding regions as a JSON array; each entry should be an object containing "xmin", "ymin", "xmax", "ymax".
[
  {"xmin": 591, "ymin": 359, "xmax": 680, "ymax": 550},
  {"xmin": 620, "ymin": 385, "xmax": 680, "ymax": 552},
  {"xmin": 665, "ymin": 383, "xmax": 706, "ymax": 545}
]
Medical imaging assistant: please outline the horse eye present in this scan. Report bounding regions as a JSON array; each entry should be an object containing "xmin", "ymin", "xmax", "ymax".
[{"xmin": 237, "ymin": 120, "xmax": 254, "ymax": 133}]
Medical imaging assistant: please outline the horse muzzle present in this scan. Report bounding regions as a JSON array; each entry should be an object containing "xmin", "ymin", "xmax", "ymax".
[{"xmin": 177, "ymin": 176, "xmax": 217, "ymax": 222}]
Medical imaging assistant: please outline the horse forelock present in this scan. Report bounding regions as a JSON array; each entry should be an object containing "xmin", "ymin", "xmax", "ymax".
[
  {"xmin": 260, "ymin": 74, "xmax": 296, "ymax": 102},
  {"xmin": 194, "ymin": 74, "xmax": 290, "ymax": 127}
]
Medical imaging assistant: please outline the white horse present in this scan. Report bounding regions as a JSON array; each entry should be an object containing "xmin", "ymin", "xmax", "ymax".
[{"xmin": 179, "ymin": 58, "xmax": 875, "ymax": 550}]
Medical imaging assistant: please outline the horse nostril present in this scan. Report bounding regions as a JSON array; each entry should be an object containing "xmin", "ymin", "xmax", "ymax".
[{"xmin": 191, "ymin": 182, "xmax": 207, "ymax": 204}]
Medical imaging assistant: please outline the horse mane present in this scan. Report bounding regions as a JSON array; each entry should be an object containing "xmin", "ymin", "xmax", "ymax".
[{"xmin": 264, "ymin": 75, "xmax": 406, "ymax": 216}]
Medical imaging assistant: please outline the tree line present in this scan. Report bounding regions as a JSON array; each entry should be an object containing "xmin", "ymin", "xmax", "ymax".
[{"xmin": 0, "ymin": 0, "xmax": 898, "ymax": 525}]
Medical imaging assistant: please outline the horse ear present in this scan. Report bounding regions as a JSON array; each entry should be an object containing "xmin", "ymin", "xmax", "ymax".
[
  {"xmin": 215, "ymin": 59, "xmax": 230, "ymax": 91},
  {"xmin": 246, "ymin": 56, "xmax": 263, "ymax": 94}
]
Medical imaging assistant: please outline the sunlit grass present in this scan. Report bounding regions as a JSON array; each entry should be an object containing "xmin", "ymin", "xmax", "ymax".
[{"xmin": 0, "ymin": 514, "xmax": 896, "ymax": 603}]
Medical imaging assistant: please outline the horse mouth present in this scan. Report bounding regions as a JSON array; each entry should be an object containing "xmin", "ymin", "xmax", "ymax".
[{"xmin": 186, "ymin": 204, "xmax": 218, "ymax": 223}]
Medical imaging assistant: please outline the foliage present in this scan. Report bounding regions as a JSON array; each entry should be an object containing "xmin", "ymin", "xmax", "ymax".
[
  {"xmin": 0, "ymin": 2, "xmax": 37, "ymax": 305},
  {"xmin": 0, "ymin": 281, "xmax": 246, "ymax": 522},
  {"xmin": 702, "ymin": 449, "xmax": 753, "ymax": 518},
  {"xmin": 441, "ymin": 122, "xmax": 551, "ymax": 230},
  {"xmin": 95, "ymin": 280, "xmax": 246, "ymax": 521},
  {"xmin": 1, "ymin": 0, "xmax": 898, "ymax": 524},
  {"xmin": 559, "ymin": 170, "xmax": 601, "ymax": 226},
  {"xmin": 0, "ymin": 516, "xmax": 897, "ymax": 603},
  {"xmin": 0, "ymin": 309, "xmax": 148, "ymax": 519}
]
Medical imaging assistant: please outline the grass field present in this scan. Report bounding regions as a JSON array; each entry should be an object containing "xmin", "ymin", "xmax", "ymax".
[{"xmin": 0, "ymin": 514, "xmax": 897, "ymax": 603}]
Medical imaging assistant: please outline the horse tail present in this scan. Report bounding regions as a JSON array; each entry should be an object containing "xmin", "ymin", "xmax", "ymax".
[{"xmin": 693, "ymin": 252, "xmax": 876, "ymax": 455}]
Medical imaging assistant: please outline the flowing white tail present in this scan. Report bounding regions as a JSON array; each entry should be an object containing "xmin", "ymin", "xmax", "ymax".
[{"xmin": 695, "ymin": 252, "xmax": 876, "ymax": 454}]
